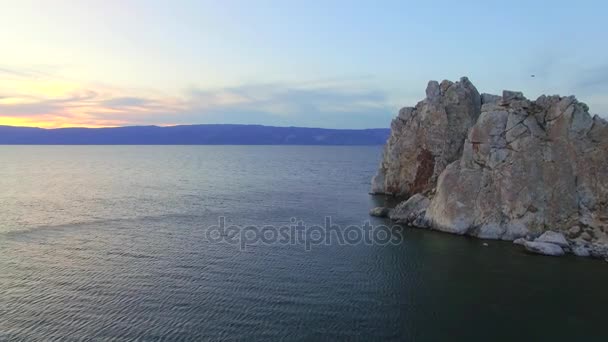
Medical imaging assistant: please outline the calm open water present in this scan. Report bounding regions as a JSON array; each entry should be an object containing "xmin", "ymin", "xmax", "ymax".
[{"xmin": 1, "ymin": 146, "xmax": 607, "ymax": 341}]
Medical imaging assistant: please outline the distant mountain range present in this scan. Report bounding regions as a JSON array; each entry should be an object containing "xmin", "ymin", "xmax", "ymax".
[{"xmin": 0, "ymin": 124, "xmax": 390, "ymax": 145}]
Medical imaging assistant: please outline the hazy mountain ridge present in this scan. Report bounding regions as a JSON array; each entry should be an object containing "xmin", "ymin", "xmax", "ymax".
[{"xmin": 0, "ymin": 124, "xmax": 390, "ymax": 145}]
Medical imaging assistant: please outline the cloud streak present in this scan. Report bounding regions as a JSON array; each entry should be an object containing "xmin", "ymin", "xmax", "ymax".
[{"xmin": 0, "ymin": 68, "xmax": 393, "ymax": 128}]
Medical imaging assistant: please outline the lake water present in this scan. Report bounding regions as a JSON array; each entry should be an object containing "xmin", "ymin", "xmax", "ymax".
[{"xmin": 1, "ymin": 146, "xmax": 607, "ymax": 341}]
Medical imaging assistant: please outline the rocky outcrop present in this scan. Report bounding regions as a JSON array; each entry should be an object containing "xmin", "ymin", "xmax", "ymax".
[
  {"xmin": 535, "ymin": 231, "xmax": 569, "ymax": 248},
  {"xmin": 514, "ymin": 231, "xmax": 569, "ymax": 256},
  {"xmin": 369, "ymin": 207, "xmax": 391, "ymax": 218},
  {"xmin": 371, "ymin": 77, "xmax": 482, "ymax": 196},
  {"xmin": 372, "ymin": 77, "xmax": 608, "ymax": 259},
  {"xmin": 523, "ymin": 241, "xmax": 565, "ymax": 256},
  {"xmin": 388, "ymin": 194, "xmax": 430, "ymax": 228},
  {"xmin": 572, "ymin": 244, "xmax": 591, "ymax": 257}
]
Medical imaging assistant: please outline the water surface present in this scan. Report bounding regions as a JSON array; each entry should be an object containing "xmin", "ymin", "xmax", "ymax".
[{"xmin": 1, "ymin": 146, "xmax": 607, "ymax": 341}]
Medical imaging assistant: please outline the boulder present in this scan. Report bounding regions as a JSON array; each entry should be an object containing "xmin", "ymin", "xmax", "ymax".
[
  {"xmin": 572, "ymin": 244, "xmax": 591, "ymax": 257},
  {"xmin": 567, "ymin": 225, "xmax": 582, "ymax": 238},
  {"xmin": 389, "ymin": 194, "xmax": 430, "ymax": 227},
  {"xmin": 369, "ymin": 207, "xmax": 391, "ymax": 218},
  {"xmin": 502, "ymin": 90, "xmax": 525, "ymax": 103},
  {"xmin": 580, "ymin": 232, "xmax": 593, "ymax": 241},
  {"xmin": 535, "ymin": 231, "xmax": 569, "ymax": 248},
  {"xmin": 513, "ymin": 238, "xmax": 527, "ymax": 246},
  {"xmin": 481, "ymin": 93, "xmax": 501, "ymax": 105},
  {"xmin": 523, "ymin": 241, "xmax": 565, "ymax": 256},
  {"xmin": 589, "ymin": 244, "xmax": 608, "ymax": 259}
]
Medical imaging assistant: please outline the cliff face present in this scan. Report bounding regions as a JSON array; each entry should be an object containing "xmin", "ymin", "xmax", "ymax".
[
  {"xmin": 371, "ymin": 77, "xmax": 481, "ymax": 196},
  {"xmin": 373, "ymin": 78, "xmax": 608, "ymax": 258}
]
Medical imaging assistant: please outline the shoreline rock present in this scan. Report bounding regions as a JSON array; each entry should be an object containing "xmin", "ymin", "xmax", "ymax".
[
  {"xmin": 513, "ymin": 238, "xmax": 528, "ymax": 246},
  {"xmin": 535, "ymin": 231, "xmax": 569, "ymax": 248},
  {"xmin": 371, "ymin": 77, "xmax": 608, "ymax": 260},
  {"xmin": 523, "ymin": 241, "xmax": 565, "ymax": 256},
  {"xmin": 572, "ymin": 244, "xmax": 591, "ymax": 257},
  {"xmin": 369, "ymin": 207, "xmax": 391, "ymax": 218},
  {"xmin": 388, "ymin": 194, "xmax": 430, "ymax": 228}
]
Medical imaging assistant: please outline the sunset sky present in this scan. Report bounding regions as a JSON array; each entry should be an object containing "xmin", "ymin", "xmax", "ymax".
[{"xmin": 1, "ymin": 0, "xmax": 607, "ymax": 128}]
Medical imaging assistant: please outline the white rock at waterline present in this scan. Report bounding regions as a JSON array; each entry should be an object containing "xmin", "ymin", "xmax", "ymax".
[
  {"xmin": 369, "ymin": 207, "xmax": 391, "ymax": 218},
  {"xmin": 572, "ymin": 245, "xmax": 591, "ymax": 257},
  {"xmin": 523, "ymin": 241, "xmax": 565, "ymax": 256},
  {"xmin": 513, "ymin": 238, "xmax": 527, "ymax": 246},
  {"xmin": 535, "ymin": 231, "xmax": 569, "ymax": 248},
  {"xmin": 389, "ymin": 194, "xmax": 430, "ymax": 227}
]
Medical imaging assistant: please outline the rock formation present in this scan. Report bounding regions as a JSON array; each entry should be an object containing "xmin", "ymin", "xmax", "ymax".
[
  {"xmin": 372, "ymin": 77, "xmax": 608, "ymax": 259},
  {"xmin": 371, "ymin": 77, "xmax": 482, "ymax": 196},
  {"xmin": 388, "ymin": 194, "xmax": 430, "ymax": 228},
  {"xmin": 369, "ymin": 207, "xmax": 391, "ymax": 218}
]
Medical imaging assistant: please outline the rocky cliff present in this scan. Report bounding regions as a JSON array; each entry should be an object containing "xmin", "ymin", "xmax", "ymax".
[
  {"xmin": 372, "ymin": 77, "xmax": 608, "ymax": 259},
  {"xmin": 371, "ymin": 77, "xmax": 481, "ymax": 196}
]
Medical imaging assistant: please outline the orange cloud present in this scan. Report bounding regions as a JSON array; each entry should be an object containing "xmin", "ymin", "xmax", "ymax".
[
  {"xmin": 0, "ymin": 67, "xmax": 393, "ymax": 129},
  {"xmin": 0, "ymin": 70, "xmax": 186, "ymax": 128}
]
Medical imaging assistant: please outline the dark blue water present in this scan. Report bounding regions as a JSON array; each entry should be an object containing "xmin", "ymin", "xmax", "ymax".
[{"xmin": 1, "ymin": 146, "xmax": 607, "ymax": 341}]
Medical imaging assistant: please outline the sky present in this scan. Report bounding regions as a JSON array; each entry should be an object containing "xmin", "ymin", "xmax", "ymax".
[{"xmin": 0, "ymin": 0, "xmax": 607, "ymax": 129}]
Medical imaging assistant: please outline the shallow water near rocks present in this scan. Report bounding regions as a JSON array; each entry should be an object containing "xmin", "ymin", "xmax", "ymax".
[{"xmin": 1, "ymin": 146, "xmax": 607, "ymax": 341}]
